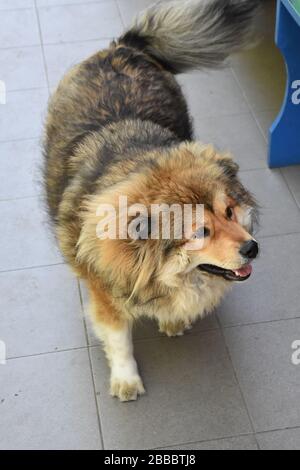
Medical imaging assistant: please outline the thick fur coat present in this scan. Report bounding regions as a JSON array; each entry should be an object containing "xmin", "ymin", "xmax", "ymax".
[{"xmin": 44, "ymin": 0, "xmax": 260, "ymax": 401}]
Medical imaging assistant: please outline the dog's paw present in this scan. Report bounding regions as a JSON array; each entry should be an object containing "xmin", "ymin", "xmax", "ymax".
[
  {"xmin": 110, "ymin": 376, "xmax": 146, "ymax": 402},
  {"xmin": 159, "ymin": 320, "xmax": 191, "ymax": 337}
]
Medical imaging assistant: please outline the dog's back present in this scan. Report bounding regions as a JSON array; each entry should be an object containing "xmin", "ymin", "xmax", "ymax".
[{"xmin": 44, "ymin": 44, "xmax": 192, "ymax": 223}]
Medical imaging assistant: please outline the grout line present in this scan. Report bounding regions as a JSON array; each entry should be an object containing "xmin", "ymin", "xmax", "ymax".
[
  {"xmin": 255, "ymin": 424, "xmax": 300, "ymax": 436},
  {"xmin": 0, "ymin": 262, "xmax": 65, "ymax": 275},
  {"xmin": 115, "ymin": 0, "xmax": 125, "ymax": 27},
  {"xmin": 221, "ymin": 315, "xmax": 300, "ymax": 331},
  {"xmin": 154, "ymin": 432, "xmax": 257, "ymax": 451},
  {"xmin": 34, "ymin": 0, "xmax": 51, "ymax": 94},
  {"xmin": 0, "ymin": 193, "xmax": 42, "ymax": 203},
  {"xmin": 78, "ymin": 280, "xmax": 105, "ymax": 450},
  {"xmin": 193, "ymin": 106, "xmax": 273, "ymax": 127},
  {"xmin": 4, "ymin": 86, "xmax": 48, "ymax": 94},
  {"xmin": 0, "ymin": 194, "xmax": 41, "ymax": 203},
  {"xmin": 0, "ymin": 0, "xmax": 113, "ymax": 12},
  {"xmin": 280, "ymin": 169, "xmax": 300, "ymax": 213},
  {"xmin": 6, "ymin": 345, "xmax": 88, "ymax": 362},
  {"xmin": 0, "ymin": 6, "xmax": 37, "ymax": 13},
  {"xmin": 217, "ymin": 315, "xmax": 260, "ymax": 450},
  {"xmin": 36, "ymin": 0, "xmax": 114, "ymax": 10},
  {"xmin": 0, "ymin": 136, "xmax": 44, "ymax": 145},
  {"xmin": 230, "ymin": 66, "xmax": 264, "ymax": 122},
  {"xmin": 0, "ymin": 36, "xmax": 114, "ymax": 51},
  {"xmin": 252, "ymin": 112, "xmax": 271, "ymax": 145},
  {"xmin": 0, "ymin": 136, "xmax": 43, "ymax": 144},
  {"xmin": 0, "ymin": 43, "xmax": 41, "ymax": 51},
  {"xmin": 229, "ymin": 65, "xmax": 282, "ymax": 156},
  {"xmin": 239, "ymin": 167, "xmax": 267, "ymax": 174},
  {"xmin": 155, "ymin": 424, "xmax": 300, "ymax": 450},
  {"xmin": 259, "ymin": 230, "xmax": 300, "ymax": 240},
  {"xmin": 33, "ymin": 36, "xmax": 116, "ymax": 46}
]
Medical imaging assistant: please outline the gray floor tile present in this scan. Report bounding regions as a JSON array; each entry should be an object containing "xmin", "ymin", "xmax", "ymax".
[
  {"xmin": 0, "ymin": 139, "xmax": 41, "ymax": 200},
  {"xmin": 254, "ymin": 109, "xmax": 278, "ymax": 141},
  {"xmin": 0, "ymin": 0, "xmax": 34, "ymax": 8},
  {"xmin": 163, "ymin": 435, "xmax": 258, "ymax": 450},
  {"xmin": 218, "ymin": 233, "xmax": 300, "ymax": 326},
  {"xmin": 240, "ymin": 169, "xmax": 300, "ymax": 238},
  {"xmin": 38, "ymin": 2, "xmax": 123, "ymax": 44},
  {"xmin": 91, "ymin": 331, "xmax": 252, "ymax": 449},
  {"xmin": 0, "ymin": 46, "xmax": 47, "ymax": 91},
  {"xmin": 194, "ymin": 113, "xmax": 267, "ymax": 171},
  {"xmin": 178, "ymin": 69, "xmax": 249, "ymax": 120},
  {"xmin": 0, "ymin": 89, "xmax": 49, "ymax": 142},
  {"xmin": 282, "ymin": 166, "xmax": 300, "ymax": 209},
  {"xmin": 224, "ymin": 319, "xmax": 300, "ymax": 432},
  {"xmin": 117, "ymin": 0, "xmax": 158, "ymax": 26},
  {"xmin": 0, "ymin": 349, "xmax": 102, "ymax": 449},
  {"xmin": 0, "ymin": 197, "xmax": 61, "ymax": 271},
  {"xmin": 255, "ymin": 0, "xmax": 276, "ymax": 39},
  {"xmin": 37, "ymin": 0, "xmax": 109, "ymax": 5},
  {"xmin": 231, "ymin": 39, "xmax": 286, "ymax": 113},
  {"xmin": 44, "ymin": 39, "xmax": 111, "ymax": 88},
  {"xmin": 0, "ymin": 8, "xmax": 40, "ymax": 49},
  {"xmin": 257, "ymin": 428, "xmax": 300, "ymax": 450},
  {"xmin": 0, "ymin": 265, "xmax": 86, "ymax": 358}
]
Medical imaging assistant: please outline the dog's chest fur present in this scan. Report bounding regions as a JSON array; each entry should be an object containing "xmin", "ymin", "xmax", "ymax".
[{"xmin": 132, "ymin": 272, "xmax": 230, "ymax": 325}]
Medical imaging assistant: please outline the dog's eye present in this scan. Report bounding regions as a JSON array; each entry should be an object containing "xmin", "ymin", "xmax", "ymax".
[
  {"xmin": 193, "ymin": 227, "xmax": 210, "ymax": 239},
  {"xmin": 226, "ymin": 207, "xmax": 234, "ymax": 220}
]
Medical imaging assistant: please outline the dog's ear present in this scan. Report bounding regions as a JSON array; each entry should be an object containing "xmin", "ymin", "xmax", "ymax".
[{"xmin": 216, "ymin": 156, "xmax": 239, "ymax": 179}]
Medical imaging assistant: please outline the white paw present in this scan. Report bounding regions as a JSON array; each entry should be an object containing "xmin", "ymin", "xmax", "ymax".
[
  {"xmin": 159, "ymin": 320, "xmax": 192, "ymax": 337},
  {"xmin": 110, "ymin": 376, "xmax": 146, "ymax": 402}
]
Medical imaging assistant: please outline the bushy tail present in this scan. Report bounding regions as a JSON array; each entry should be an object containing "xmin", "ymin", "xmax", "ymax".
[{"xmin": 119, "ymin": 0, "xmax": 261, "ymax": 73}]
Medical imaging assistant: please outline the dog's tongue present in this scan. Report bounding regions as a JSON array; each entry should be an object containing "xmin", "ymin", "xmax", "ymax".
[{"xmin": 234, "ymin": 264, "xmax": 253, "ymax": 278}]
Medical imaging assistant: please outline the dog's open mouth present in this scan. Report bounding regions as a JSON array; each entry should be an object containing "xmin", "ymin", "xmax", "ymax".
[{"xmin": 198, "ymin": 264, "xmax": 253, "ymax": 282}]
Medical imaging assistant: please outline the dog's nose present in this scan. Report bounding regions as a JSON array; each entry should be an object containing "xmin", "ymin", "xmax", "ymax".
[{"xmin": 240, "ymin": 240, "xmax": 259, "ymax": 260}]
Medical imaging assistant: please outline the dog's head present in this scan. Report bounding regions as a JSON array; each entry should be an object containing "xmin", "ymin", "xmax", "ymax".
[{"xmin": 78, "ymin": 142, "xmax": 259, "ymax": 298}]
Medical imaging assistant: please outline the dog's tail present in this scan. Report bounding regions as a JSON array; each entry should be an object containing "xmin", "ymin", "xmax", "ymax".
[{"xmin": 119, "ymin": 0, "xmax": 261, "ymax": 73}]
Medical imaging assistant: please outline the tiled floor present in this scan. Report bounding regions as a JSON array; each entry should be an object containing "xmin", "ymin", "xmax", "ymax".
[{"xmin": 0, "ymin": 0, "xmax": 300, "ymax": 451}]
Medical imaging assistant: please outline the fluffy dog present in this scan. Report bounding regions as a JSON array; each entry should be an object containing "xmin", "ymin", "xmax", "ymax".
[{"xmin": 44, "ymin": 0, "xmax": 260, "ymax": 401}]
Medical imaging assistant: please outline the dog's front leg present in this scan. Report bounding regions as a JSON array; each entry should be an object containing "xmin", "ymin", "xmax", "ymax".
[
  {"xmin": 103, "ymin": 323, "xmax": 145, "ymax": 402},
  {"xmin": 88, "ymin": 280, "xmax": 145, "ymax": 402}
]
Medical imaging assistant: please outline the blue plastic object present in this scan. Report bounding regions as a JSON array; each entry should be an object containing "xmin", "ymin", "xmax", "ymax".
[{"xmin": 269, "ymin": 0, "xmax": 300, "ymax": 168}]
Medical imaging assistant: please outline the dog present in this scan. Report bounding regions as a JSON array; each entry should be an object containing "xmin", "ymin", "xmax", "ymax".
[{"xmin": 44, "ymin": 0, "xmax": 260, "ymax": 401}]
